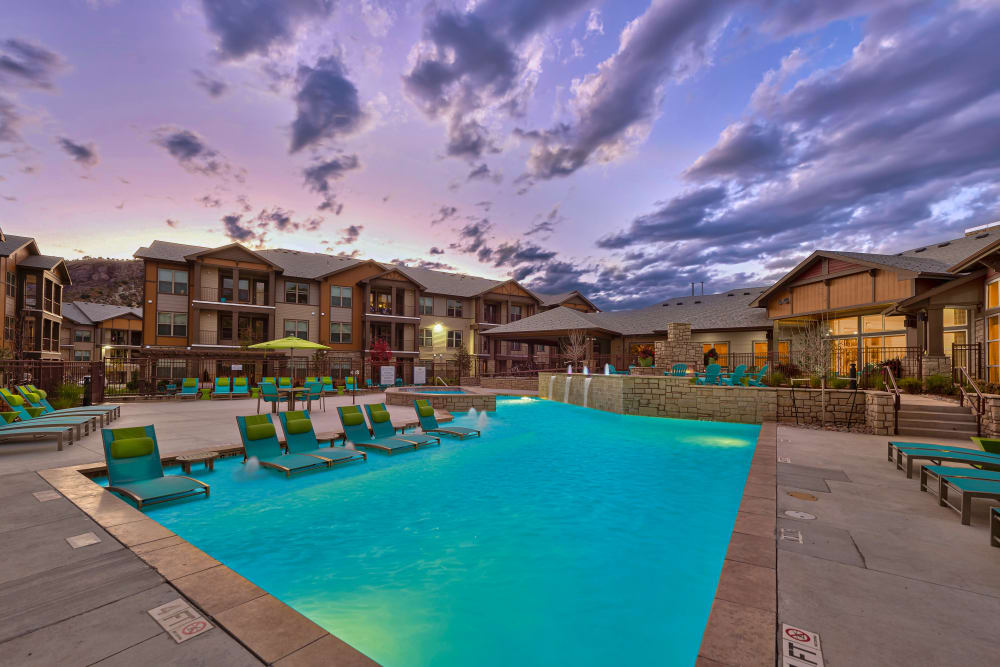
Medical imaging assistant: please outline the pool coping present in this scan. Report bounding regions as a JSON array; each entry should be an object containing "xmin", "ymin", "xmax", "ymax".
[{"xmin": 696, "ymin": 421, "xmax": 778, "ymax": 667}]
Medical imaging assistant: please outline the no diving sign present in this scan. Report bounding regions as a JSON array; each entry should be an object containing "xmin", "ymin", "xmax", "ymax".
[
  {"xmin": 781, "ymin": 624, "xmax": 824, "ymax": 667},
  {"xmin": 148, "ymin": 598, "xmax": 213, "ymax": 644}
]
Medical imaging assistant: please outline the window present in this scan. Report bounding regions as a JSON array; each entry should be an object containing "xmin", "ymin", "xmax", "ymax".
[
  {"xmin": 753, "ymin": 341, "xmax": 768, "ymax": 366},
  {"xmin": 419, "ymin": 296, "xmax": 433, "ymax": 315},
  {"xmin": 157, "ymin": 269, "xmax": 188, "ymax": 295},
  {"xmin": 943, "ymin": 308, "xmax": 968, "ymax": 328},
  {"xmin": 110, "ymin": 329, "xmax": 128, "ymax": 345},
  {"xmin": 510, "ymin": 305, "xmax": 522, "ymax": 321},
  {"xmin": 511, "ymin": 341, "xmax": 522, "ymax": 352},
  {"xmin": 447, "ymin": 330, "xmax": 463, "ymax": 348},
  {"xmin": 74, "ymin": 329, "xmax": 91, "ymax": 343},
  {"xmin": 74, "ymin": 350, "xmax": 91, "ymax": 361},
  {"xmin": 330, "ymin": 285, "xmax": 352, "ymax": 308},
  {"xmin": 5, "ymin": 272, "xmax": 13, "ymax": 298},
  {"xmin": 827, "ymin": 316, "xmax": 858, "ymax": 336},
  {"xmin": 944, "ymin": 330, "xmax": 967, "ymax": 356},
  {"xmin": 285, "ymin": 281, "xmax": 309, "ymax": 304},
  {"xmin": 23, "ymin": 274, "xmax": 37, "ymax": 307},
  {"xmin": 702, "ymin": 342, "xmax": 729, "ymax": 365},
  {"xmin": 156, "ymin": 312, "xmax": 187, "ymax": 337},
  {"xmin": 3, "ymin": 316, "xmax": 14, "ymax": 342},
  {"xmin": 329, "ymin": 360, "xmax": 351, "ymax": 381},
  {"xmin": 284, "ymin": 319, "xmax": 308, "ymax": 339},
  {"xmin": 989, "ymin": 280, "xmax": 1000, "ymax": 310},
  {"xmin": 155, "ymin": 359, "xmax": 187, "ymax": 380},
  {"xmin": 989, "ymin": 315, "xmax": 1000, "ymax": 382},
  {"xmin": 329, "ymin": 322, "xmax": 352, "ymax": 343},
  {"xmin": 419, "ymin": 328, "xmax": 433, "ymax": 347},
  {"xmin": 777, "ymin": 340, "xmax": 790, "ymax": 364},
  {"xmin": 447, "ymin": 299, "xmax": 463, "ymax": 317}
]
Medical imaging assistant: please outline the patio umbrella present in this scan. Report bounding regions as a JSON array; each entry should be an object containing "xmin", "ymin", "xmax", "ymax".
[{"xmin": 248, "ymin": 336, "xmax": 330, "ymax": 381}]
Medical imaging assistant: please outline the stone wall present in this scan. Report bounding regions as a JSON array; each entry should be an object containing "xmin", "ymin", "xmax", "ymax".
[
  {"xmin": 385, "ymin": 387, "xmax": 496, "ymax": 412},
  {"xmin": 865, "ymin": 391, "xmax": 896, "ymax": 435},
  {"xmin": 460, "ymin": 376, "xmax": 481, "ymax": 386},
  {"xmin": 654, "ymin": 323, "xmax": 704, "ymax": 372},
  {"xmin": 480, "ymin": 376, "xmax": 538, "ymax": 391},
  {"xmin": 922, "ymin": 354, "xmax": 952, "ymax": 378}
]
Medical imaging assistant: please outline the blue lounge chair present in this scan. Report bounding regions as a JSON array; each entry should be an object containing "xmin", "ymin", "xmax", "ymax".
[
  {"xmin": 886, "ymin": 440, "xmax": 1000, "ymax": 462},
  {"xmin": 345, "ymin": 377, "xmax": 357, "ymax": 393},
  {"xmin": 231, "ymin": 377, "xmax": 250, "ymax": 398},
  {"xmin": 891, "ymin": 444, "xmax": 1000, "ymax": 479},
  {"xmin": 13, "ymin": 385, "xmax": 120, "ymax": 421},
  {"xmin": 277, "ymin": 377, "xmax": 293, "ymax": 390},
  {"xmin": 321, "ymin": 376, "xmax": 335, "ymax": 393},
  {"xmin": 919, "ymin": 465, "xmax": 1000, "ymax": 497},
  {"xmin": 179, "ymin": 378, "xmax": 200, "ymax": 399},
  {"xmin": 747, "ymin": 365, "xmax": 769, "ymax": 387},
  {"xmin": 236, "ymin": 414, "xmax": 330, "ymax": 477},
  {"xmin": 721, "ymin": 365, "xmax": 748, "ymax": 386},
  {"xmin": 0, "ymin": 410, "xmax": 75, "ymax": 450},
  {"xmin": 337, "ymin": 405, "xmax": 435, "ymax": 454},
  {"xmin": 939, "ymin": 477, "xmax": 1000, "ymax": 525},
  {"xmin": 364, "ymin": 403, "xmax": 439, "ymax": 448},
  {"xmin": 669, "ymin": 363, "xmax": 687, "ymax": 377},
  {"xmin": 696, "ymin": 363, "xmax": 722, "ymax": 385},
  {"xmin": 101, "ymin": 425, "xmax": 209, "ymax": 509},
  {"xmin": 211, "ymin": 377, "xmax": 231, "ymax": 399},
  {"xmin": 256, "ymin": 382, "xmax": 287, "ymax": 414},
  {"xmin": 1, "ymin": 392, "xmax": 98, "ymax": 439},
  {"xmin": 278, "ymin": 410, "xmax": 366, "ymax": 466},
  {"xmin": 413, "ymin": 399, "xmax": 480, "ymax": 439},
  {"xmin": 305, "ymin": 376, "xmax": 319, "ymax": 386},
  {"xmin": 261, "ymin": 376, "xmax": 277, "ymax": 387}
]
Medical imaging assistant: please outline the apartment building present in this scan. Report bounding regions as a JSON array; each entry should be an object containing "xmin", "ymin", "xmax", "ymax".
[
  {"xmin": 0, "ymin": 229, "xmax": 69, "ymax": 360},
  {"xmin": 60, "ymin": 302, "xmax": 142, "ymax": 361}
]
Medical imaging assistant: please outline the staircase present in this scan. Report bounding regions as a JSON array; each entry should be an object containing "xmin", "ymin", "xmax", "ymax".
[{"xmin": 896, "ymin": 400, "xmax": 979, "ymax": 439}]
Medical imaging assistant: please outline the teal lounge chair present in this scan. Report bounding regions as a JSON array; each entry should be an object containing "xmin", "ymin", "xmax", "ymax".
[
  {"xmin": 887, "ymin": 440, "xmax": 998, "ymax": 462},
  {"xmin": 231, "ymin": 377, "xmax": 250, "ymax": 398},
  {"xmin": 720, "ymin": 365, "xmax": 748, "ymax": 386},
  {"xmin": 211, "ymin": 377, "xmax": 231, "ymax": 399},
  {"xmin": 606, "ymin": 365, "xmax": 628, "ymax": 375},
  {"xmin": 365, "ymin": 378, "xmax": 375, "ymax": 391},
  {"xmin": 101, "ymin": 425, "xmax": 209, "ymax": 509},
  {"xmin": 305, "ymin": 376, "xmax": 319, "ymax": 386},
  {"xmin": 278, "ymin": 410, "xmax": 366, "ymax": 466},
  {"xmin": 261, "ymin": 376, "xmax": 277, "ymax": 387},
  {"xmin": 337, "ymin": 405, "xmax": 434, "ymax": 454},
  {"xmin": 413, "ymin": 399, "xmax": 480, "ymax": 439},
  {"xmin": 345, "ymin": 377, "xmax": 357, "ymax": 393},
  {"xmin": 236, "ymin": 414, "xmax": 330, "ymax": 477},
  {"xmin": 0, "ymin": 411, "xmax": 75, "ymax": 450},
  {"xmin": 277, "ymin": 377, "xmax": 293, "ymax": 390},
  {"xmin": 13, "ymin": 386, "xmax": 120, "ymax": 422},
  {"xmin": 1, "ymin": 392, "xmax": 98, "ymax": 439},
  {"xmin": 256, "ymin": 382, "xmax": 287, "ymax": 414},
  {"xmin": 939, "ymin": 477, "xmax": 1000, "ymax": 525},
  {"xmin": 364, "ymin": 403, "xmax": 439, "ymax": 448},
  {"xmin": 747, "ymin": 365, "xmax": 769, "ymax": 387},
  {"xmin": 891, "ymin": 445, "xmax": 1000, "ymax": 479},
  {"xmin": 696, "ymin": 363, "xmax": 722, "ymax": 385},
  {"xmin": 179, "ymin": 378, "xmax": 200, "ymax": 399},
  {"xmin": 919, "ymin": 465, "xmax": 1000, "ymax": 496},
  {"xmin": 321, "ymin": 376, "xmax": 335, "ymax": 393},
  {"xmin": 669, "ymin": 363, "xmax": 687, "ymax": 377}
]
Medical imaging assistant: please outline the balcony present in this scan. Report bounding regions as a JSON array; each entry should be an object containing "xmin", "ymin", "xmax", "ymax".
[
  {"xmin": 365, "ymin": 303, "xmax": 420, "ymax": 321},
  {"xmin": 193, "ymin": 286, "xmax": 272, "ymax": 308},
  {"xmin": 197, "ymin": 330, "xmax": 269, "ymax": 347}
]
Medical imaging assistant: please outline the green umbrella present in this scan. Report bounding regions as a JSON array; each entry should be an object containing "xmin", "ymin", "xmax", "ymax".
[{"xmin": 249, "ymin": 337, "xmax": 330, "ymax": 380}]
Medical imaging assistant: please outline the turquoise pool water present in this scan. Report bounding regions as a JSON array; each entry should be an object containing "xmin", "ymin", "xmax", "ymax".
[{"xmin": 135, "ymin": 398, "xmax": 757, "ymax": 666}]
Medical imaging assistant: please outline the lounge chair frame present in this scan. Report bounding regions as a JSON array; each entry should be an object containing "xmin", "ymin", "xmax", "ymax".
[
  {"xmin": 891, "ymin": 444, "xmax": 1000, "ymax": 478},
  {"xmin": 107, "ymin": 476, "xmax": 209, "ymax": 510},
  {"xmin": 939, "ymin": 477, "xmax": 1000, "ymax": 525},
  {"xmin": 919, "ymin": 464, "xmax": 1000, "ymax": 496}
]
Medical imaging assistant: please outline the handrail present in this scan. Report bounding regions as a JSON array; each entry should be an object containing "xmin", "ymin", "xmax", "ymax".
[
  {"xmin": 955, "ymin": 365, "xmax": 984, "ymax": 436},
  {"xmin": 883, "ymin": 364, "xmax": 901, "ymax": 435}
]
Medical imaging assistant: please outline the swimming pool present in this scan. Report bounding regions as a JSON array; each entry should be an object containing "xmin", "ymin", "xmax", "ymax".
[
  {"xmin": 135, "ymin": 397, "xmax": 757, "ymax": 666},
  {"xmin": 399, "ymin": 387, "xmax": 468, "ymax": 394}
]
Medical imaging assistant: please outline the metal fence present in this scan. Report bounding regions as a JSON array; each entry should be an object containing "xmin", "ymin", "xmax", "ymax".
[{"xmin": 952, "ymin": 343, "xmax": 983, "ymax": 383}]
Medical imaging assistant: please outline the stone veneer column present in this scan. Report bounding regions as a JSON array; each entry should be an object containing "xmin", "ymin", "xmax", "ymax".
[
  {"xmin": 921, "ymin": 355, "xmax": 952, "ymax": 378},
  {"xmin": 653, "ymin": 322, "xmax": 704, "ymax": 371},
  {"xmin": 865, "ymin": 391, "xmax": 896, "ymax": 435}
]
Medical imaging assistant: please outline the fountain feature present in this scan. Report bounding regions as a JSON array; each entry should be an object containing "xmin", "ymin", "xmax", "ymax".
[
  {"xmin": 583, "ymin": 366, "xmax": 589, "ymax": 375},
  {"xmin": 604, "ymin": 363, "xmax": 610, "ymax": 375},
  {"xmin": 563, "ymin": 375, "xmax": 572, "ymax": 403},
  {"xmin": 477, "ymin": 411, "xmax": 487, "ymax": 431},
  {"xmin": 548, "ymin": 375, "xmax": 556, "ymax": 400},
  {"xmin": 567, "ymin": 364, "xmax": 573, "ymax": 374},
  {"xmin": 467, "ymin": 407, "xmax": 478, "ymax": 419},
  {"xmin": 582, "ymin": 377, "xmax": 593, "ymax": 408}
]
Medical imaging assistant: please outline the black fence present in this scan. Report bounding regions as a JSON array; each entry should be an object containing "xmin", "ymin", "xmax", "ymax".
[{"xmin": 952, "ymin": 343, "xmax": 983, "ymax": 383}]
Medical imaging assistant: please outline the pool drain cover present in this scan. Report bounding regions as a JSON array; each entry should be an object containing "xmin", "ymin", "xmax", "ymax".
[
  {"xmin": 787, "ymin": 491, "xmax": 818, "ymax": 501},
  {"xmin": 784, "ymin": 510, "xmax": 816, "ymax": 520}
]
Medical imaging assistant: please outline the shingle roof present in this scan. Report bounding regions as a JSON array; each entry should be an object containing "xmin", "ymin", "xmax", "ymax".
[
  {"xmin": 134, "ymin": 240, "xmax": 209, "ymax": 263},
  {"xmin": 61, "ymin": 302, "xmax": 92, "ymax": 325},
  {"xmin": 390, "ymin": 265, "xmax": 505, "ymax": 297},
  {"xmin": 822, "ymin": 250, "xmax": 952, "ymax": 275},
  {"xmin": 0, "ymin": 234, "xmax": 34, "ymax": 257},
  {"xmin": 257, "ymin": 248, "xmax": 362, "ymax": 280},
  {"xmin": 532, "ymin": 290, "xmax": 598, "ymax": 310},
  {"xmin": 63, "ymin": 301, "xmax": 141, "ymax": 325},
  {"xmin": 17, "ymin": 254, "xmax": 63, "ymax": 270}
]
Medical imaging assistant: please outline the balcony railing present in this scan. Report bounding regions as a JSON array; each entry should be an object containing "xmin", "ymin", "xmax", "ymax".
[
  {"xmin": 196, "ymin": 286, "xmax": 270, "ymax": 306},
  {"xmin": 198, "ymin": 330, "xmax": 270, "ymax": 346},
  {"xmin": 366, "ymin": 303, "xmax": 419, "ymax": 317}
]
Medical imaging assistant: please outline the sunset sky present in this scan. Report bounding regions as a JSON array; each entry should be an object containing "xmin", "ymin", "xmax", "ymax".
[{"xmin": 2, "ymin": 0, "xmax": 999, "ymax": 308}]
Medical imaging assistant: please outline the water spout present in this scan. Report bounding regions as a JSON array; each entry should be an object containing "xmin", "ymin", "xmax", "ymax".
[
  {"xmin": 567, "ymin": 364, "xmax": 572, "ymax": 375},
  {"xmin": 548, "ymin": 375, "xmax": 556, "ymax": 400},
  {"xmin": 467, "ymin": 407, "xmax": 478, "ymax": 419},
  {"xmin": 563, "ymin": 375, "xmax": 572, "ymax": 404},
  {"xmin": 604, "ymin": 363, "xmax": 610, "ymax": 375},
  {"xmin": 583, "ymin": 366, "xmax": 589, "ymax": 375},
  {"xmin": 477, "ymin": 411, "xmax": 487, "ymax": 431},
  {"xmin": 583, "ymin": 377, "xmax": 593, "ymax": 408}
]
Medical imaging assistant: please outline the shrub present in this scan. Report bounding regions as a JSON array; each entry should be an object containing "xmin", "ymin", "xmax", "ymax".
[
  {"xmin": 924, "ymin": 373, "xmax": 954, "ymax": 395},
  {"xmin": 769, "ymin": 371, "xmax": 787, "ymax": 387},
  {"xmin": 831, "ymin": 377, "xmax": 850, "ymax": 390},
  {"xmin": 809, "ymin": 375, "xmax": 822, "ymax": 389},
  {"xmin": 898, "ymin": 377, "xmax": 922, "ymax": 394},
  {"xmin": 51, "ymin": 382, "xmax": 84, "ymax": 410}
]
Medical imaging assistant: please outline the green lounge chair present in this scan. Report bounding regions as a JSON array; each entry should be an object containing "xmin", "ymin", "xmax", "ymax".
[
  {"xmin": 101, "ymin": 425, "xmax": 209, "ymax": 509},
  {"xmin": 345, "ymin": 377, "xmax": 357, "ymax": 393},
  {"xmin": 236, "ymin": 414, "xmax": 330, "ymax": 477},
  {"xmin": 668, "ymin": 363, "xmax": 687, "ymax": 377},
  {"xmin": 321, "ymin": 376, "xmax": 335, "ymax": 393},
  {"xmin": 305, "ymin": 376, "xmax": 319, "ymax": 385},
  {"xmin": 892, "ymin": 445, "xmax": 1000, "ymax": 479},
  {"xmin": 278, "ymin": 410, "xmax": 366, "ymax": 466},
  {"xmin": 747, "ymin": 365, "xmax": 769, "ymax": 387},
  {"xmin": 413, "ymin": 399, "xmax": 480, "ymax": 439},
  {"xmin": 0, "ymin": 410, "xmax": 75, "ymax": 450},
  {"xmin": 337, "ymin": 405, "xmax": 433, "ymax": 454},
  {"xmin": 696, "ymin": 363, "xmax": 722, "ymax": 385},
  {"xmin": 991, "ymin": 507, "xmax": 1000, "ymax": 548},
  {"xmin": 364, "ymin": 403, "xmax": 439, "ymax": 448},
  {"xmin": 261, "ymin": 376, "xmax": 277, "ymax": 387},
  {"xmin": 720, "ymin": 365, "xmax": 748, "ymax": 386},
  {"xmin": 939, "ymin": 477, "xmax": 1000, "ymax": 525},
  {"xmin": 13, "ymin": 386, "xmax": 120, "ymax": 422},
  {"xmin": 256, "ymin": 382, "xmax": 287, "ymax": 414},
  {"xmin": 277, "ymin": 377, "xmax": 293, "ymax": 390},
  {"xmin": 179, "ymin": 378, "xmax": 200, "ymax": 399},
  {"xmin": 970, "ymin": 437, "xmax": 1000, "ymax": 456},
  {"xmin": 1, "ymin": 392, "xmax": 97, "ymax": 439},
  {"xmin": 211, "ymin": 377, "xmax": 231, "ymax": 399},
  {"xmin": 231, "ymin": 377, "xmax": 250, "ymax": 398},
  {"xmin": 919, "ymin": 465, "xmax": 1000, "ymax": 496}
]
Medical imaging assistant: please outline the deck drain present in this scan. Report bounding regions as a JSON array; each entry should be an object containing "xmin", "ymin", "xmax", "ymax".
[
  {"xmin": 784, "ymin": 510, "xmax": 816, "ymax": 521},
  {"xmin": 33, "ymin": 490, "xmax": 61, "ymax": 502},
  {"xmin": 777, "ymin": 456, "xmax": 791, "ymax": 463},
  {"xmin": 787, "ymin": 491, "xmax": 818, "ymax": 501},
  {"xmin": 779, "ymin": 528, "xmax": 803, "ymax": 543},
  {"xmin": 66, "ymin": 532, "xmax": 101, "ymax": 549}
]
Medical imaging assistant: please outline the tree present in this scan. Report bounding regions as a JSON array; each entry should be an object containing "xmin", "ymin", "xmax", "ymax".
[
  {"xmin": 455, "ymin": 344, "xmax": 473, "ymax": 378},
  {"xmin": 370, "ymin": 337, "xmax": 393, "ymax": 364},
  {"xmin": 560, "ymin": 329, "xmax": 588, "ymax": 370},
  {"xmin": 789, "ymin": 320, "xmax": 833, "ymax": 426}
]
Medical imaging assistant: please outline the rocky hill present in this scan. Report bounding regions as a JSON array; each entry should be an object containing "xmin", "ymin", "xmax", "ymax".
[{"xmin": 64, "ymin": 258, "xmax": 143, "ymax": 307}]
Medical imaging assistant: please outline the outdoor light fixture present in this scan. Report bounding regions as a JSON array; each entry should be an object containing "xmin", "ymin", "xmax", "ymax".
[
  {"xmin": 433, "ymin": 323, "xmax": 443, "ymax": 331},
  {"xmin": 351, "ymin": 369, "xmax": 360, "ymax": 405}
]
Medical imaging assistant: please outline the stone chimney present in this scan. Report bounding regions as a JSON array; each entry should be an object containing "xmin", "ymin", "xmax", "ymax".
[{"xmin": 666, "ymin": 322, "xmax": 691, "ymax": 341}]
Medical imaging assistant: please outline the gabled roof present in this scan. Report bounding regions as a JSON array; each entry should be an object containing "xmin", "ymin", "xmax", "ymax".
[
  {"xmin": 17, "ymin": 254, "xmax": 71, "ymax": 283},
  {"xmin": 134, "ymin": 240, "xmax": 209, "ymax": 263},
  {"xmin": 0, "ymin": 234, "xmax": 36, "ymax": 257},
  {"xmin": 477, "ymin": 278, "xmax": 542, "ymax": 303},
  {"xmin": 360, "ymin": 266, "xmax": 427, "ymax": 289},
  {"xmin": 390, "ymin": 264, "xmax": 504, "ymax": 297},
  {"xmin": 184, "ymin": 242, "xmax": 284, "ymax": 269},
  {"xmin": 62, "ymin": 301, "xmax": 142, "ymax": 325},
  {"xmin": 532, "ymin": 289, "xmax": 599, "ymax": 311},
  {"xmin": 481, "ymin": 306, "xmax": 619, "ymax": 336}
]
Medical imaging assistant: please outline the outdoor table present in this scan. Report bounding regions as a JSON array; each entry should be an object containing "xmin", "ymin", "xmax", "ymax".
[
  {"xmin": 275, "ymin": 387, "xmax": 308, "ymax": 412},
  {"xmin": 175, "ymin": 451, "xmax": 218, "ymax": 474}
]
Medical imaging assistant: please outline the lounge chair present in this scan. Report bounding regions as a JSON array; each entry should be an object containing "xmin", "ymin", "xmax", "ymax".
[
  {"xmin": 337, "ymin": 405, "xmax": 436, "ymax": 454},
  {"xmin": 891, "ymin": 444, "xmax": 1000, "ymax": 479},
  {"xmin": 305, "ymin": 376, "xmax": 319, "ymax": 386},
  {"xmin": 886, "ymin": 440, "xmax": 998, "ymax": 463},
  {"xmin": 1, "ymin": 392, "xmax": 98, "ymax": 439},
  {"xmin": 321, "ymin": 376, "xmax": 335, "ymax": 393},
  {"xmin": 211, "ymin": 377, "xmax": 231, "ymax": 399},
  {"xmin": 0, "ymin": 410, "xmax": 75, "ymax": 450},
  {"xmin": 256, "ymin": 382, "xmax": 288, "ymax": 414},
  {"xmin": 101, "ymin": 425, "xmax": 209, "ymax": 509},
  {"xmin": 277, "ymin": 377, "xmax": 293, "ymax": 390},
  {"xmin": 231, "ymin": 377, "xmax": 250, "ymax": 398},
  {"xmin": 991, "ymin": 507, "xmax": 1000, "ymax": 548},
  {"xmin": 747, "ymin": 365, "xmax": 769, "ymax": 387},
  {"xmin": 720, "ymin": 365, "xmax": 748, "ymax": 386},
  {"xmin": 261, "ymin": 376, "xmax": 277, "ymax": 387},
  {"xmin": 919, "ymin": 465, "xmax": 1000, "ymax": 496},
  {"xmin": 668, "ymin": 363, "xmax": 687, "ymax": 377},
  {"xmin": 939, "ymin": 477, "xmax": 1000, "ymax": 525},
  {"xmin": 179, "ymin": 378, "xmax": 200, "ymax": 399},
  {"xmin": 236, "ymin": 414, "xmax": 330, "ymax": 477},
  {"xmin": 364, "ymin": 403, "xmax": 439, "ymax": 448},
  {"xmin": 13, "ymin": 386, "xmax": 120, "ymax": 422},
  {"xmin": 345, "ymin": 377, "xmax": 357, "ymax": 393},
  {"xmin": 413, "ymin": 399, "xmax": 480, "ymax": 439},
  {"xmin": 606, "ymin": 365, "xmax": 628, "ymax": 375},
  {"xmin": 696, "ymin": 363, "xmax": 722, "ymax": 385},
  {"xmin": 277, "ymin": 410, "xmax": 366, "ymax": 466},
  {"xmin": 970, "ymin": 437, "xmax": 1000, "ymax": 455}
]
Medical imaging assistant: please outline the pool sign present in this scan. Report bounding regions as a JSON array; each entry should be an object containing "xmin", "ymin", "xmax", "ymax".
[
  {"xmin": 380, "ymin": 365, "xmax": 395, "ymax": 386},
  {"xmin": 781, "ymin": 624, "xmax": 824, "ymax": 667},
  {"xmin": 149, "ymin": 598, "xmax": 213, "ymax": 644},
  {"xmin": 413, "ymin": 366, "xmax": 426, "ymax": 385}
]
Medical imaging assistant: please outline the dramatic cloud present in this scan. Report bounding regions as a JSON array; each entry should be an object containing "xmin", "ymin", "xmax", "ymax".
[
  {"xmin": 197, "ymin": 194, "xmax": 222, "ymax": 208},
  {"xmin": 448, "ymin": 219, "xmax": 493, "ymax": 261},
  {"xmin": 200, "ymin": 0, "xmax": 335, "ymax": 61},
  {"xmin": 431, "ymin": 205, "xmax": 458, "ymax": 225},
  {"xmin": 336, "ymin": 224, "xmax": 362, "ymax": 244},
  {"xmin": 290, "ymin": 56, "xmax": 365, "ymax": 152},
  {"xmin": 525, "ymin": 205, "xmax": 562, "ymax": 236},
  {"xmin": 152, "ymin": 126, "xmax": 245, "ymax": 181},
  {"xmin": 192, "ymin": 69, "xmax": 227, "ymax": 97},
  {"xmin": 0, "ymin": 38, "xmax": 65, "ymax": 89},
  {"xmin": 429, "ymin": 246, "xmax": 445, "ymax": 255},
  {"xmin": 392, "ymin": 257, "xmax": 457, "ymax": 271},
  {"xmin": 165, "ymin": 218, "xmax": 180, "ymax": 228},
  {"xmin": 301, "ymin": 153, "xmax": 360, "ymax": 212},
  {"xmin": 221, "ymin": 205, "xmax": 322, "ymax": 245},
  {"xmin": 57, "ymin": 137, "xmax": 98, "ymax": 166}
]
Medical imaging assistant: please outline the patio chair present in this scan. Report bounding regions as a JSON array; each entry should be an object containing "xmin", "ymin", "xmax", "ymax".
[
  {"xmin": 261, "ymin": 376, "xmax": 277, "ymax": 387},
  {"xmin": 277, "ymin": 377, "xmax": 293, "ymax": 390},
  {"xmin": 720, "ymin": 364, "xmax": 748, "ymax": 386},
  {"xmin": 345, "ymin": 377, "xmax": 357, "ymax": 393},
  {"xmin": 231, "ymin": 377, "xmax": 250, "ymax": 398},
  {"xmin": 364, "ymin": 402, "xmax": 439, "ymax": 448},
  {"xmin": 890, "ymin": 443, "xmax": 1000, "ymax": 479},
  {"xmin": 211, "ymin": 377, "xmax": 231, "ymax": 399},
  {"xmin": 13, "ymin": 386, "xmax": 119, "ymax": 422},
  {"xmin": 236, "ymin": 414, "xmax": 330, "ymax": 477},
  {"xmin": 303, "ymin": 381, "xmax": 325, "ymax": 412},
  {"xmin": 256, "ymin": 382, "xmax": 287, "ymax": 414},
  {"xmin": 413, "ymin": 399, "xmax": 480, "ymax": 439},
  {"xmin": 321, "ymin": 376, "xmax": 335, "ymax": 393},
  {"xmin": 179, "ymin": 378, "xmax": 200, "ymax": 399},
  {"xmin": 939, "ymin": 477, "xmax": 1000, "ymax": 525},
  {"xmin": 278, "ymin": 410, "xmax": 366, "ymax": 466},
  {"xmin": 919, "ymin": 465, "xmax": 1000, "ymax": 497},
  {"xmin": 101, "ymin": 425, "xmax": 209, "ymax": 509},
  {"xmin": 747, "ymin": 365, "xmax": 769, "ymax": 387},
  {"xmin": 337, "ymin": 405, "xmax": 435, "ymax": 454},
  {"xmin": 305, "ymin": 376, "xmax": 319, "ymax": 385},
  {"xmin": 366, "ymin": 378, "xmax": 375, "ymax": 391},
  {"xmin": 669, "ymin": 363, "xmax": 687, "ymax": 377},
  {"xmin": 696, "ymin": 363, "xmax": 722, "ymax": 385}
]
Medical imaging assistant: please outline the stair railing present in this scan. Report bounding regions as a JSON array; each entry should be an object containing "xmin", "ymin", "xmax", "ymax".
[
  {"xmin": 883, "ymin": 364, "xmax": 901, "ymax": 435},
  {"xmin": 955, "ymin": 365, "xmax": 984, "ymax": 436}
]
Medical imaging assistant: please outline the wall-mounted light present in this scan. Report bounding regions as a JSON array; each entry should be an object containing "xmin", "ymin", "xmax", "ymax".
[{"xmin": 433, "ymin": 323, "xmax": 443, "ymax": 332}]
